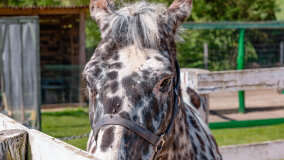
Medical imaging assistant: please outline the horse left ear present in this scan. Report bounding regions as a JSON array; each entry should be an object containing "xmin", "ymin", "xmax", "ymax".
[
  {"xmin": 89, "ymin": 0, "xmax": 115, "ymax": 30},
  {"xmin": 166, "ymin": 0, "xmax": 193, "ymax": 29}
]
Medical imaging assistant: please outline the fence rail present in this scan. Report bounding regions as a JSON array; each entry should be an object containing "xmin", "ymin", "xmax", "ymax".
[
  {"xmin": 181, "ymin": 67, "xmax": 284, "ymax": 94},
  {"xmin": 0, "ymin": 113, "xmax": 98, "ymax": 160}
]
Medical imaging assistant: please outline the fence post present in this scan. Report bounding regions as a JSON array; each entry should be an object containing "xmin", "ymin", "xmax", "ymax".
[
  {"xmin": 180, "ymin": 69, "xmax": 210, "ymax": 124},
  {"xmin": 203, "ymin": 43, "xmax": 208, "ymax": 69},
  {"xmin": 0, "ymin": 129, "xmax": 28, "ymax": 160},
  {"xmin": 280, "ymin": 41, "xmax": 284, "ymax": 66},
  {"xmin": 237, "ymin": 29, "xmax": 246, "ymax": 113},
  {"xmin": 280, "ymin": 41, "xmax": 284, "ymax": 94}
]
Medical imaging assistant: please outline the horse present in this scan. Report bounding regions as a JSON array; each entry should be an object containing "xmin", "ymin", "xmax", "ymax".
[{"xmin": 83, "ymin": 0, "xmax": 222, "ymax": 159}]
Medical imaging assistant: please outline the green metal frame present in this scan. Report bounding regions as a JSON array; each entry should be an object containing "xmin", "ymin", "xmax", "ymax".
[
  {"xmin": 209, "ymin": 118, "xmax": 284, "ymax": 129},
  {"xmin": 237, "ymin": 29, "xmax": 246, "ymax": 113},
  {"xmin": 182, "ymin": 21, "xmax": 284, "ymax": 114},
  {"xmin": 182, "ymin": 21, "xmax": 284, "ymax": 29}
]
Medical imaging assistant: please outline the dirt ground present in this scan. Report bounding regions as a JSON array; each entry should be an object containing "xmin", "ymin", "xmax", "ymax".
[{"xmin": 209, "ymin": 89, "xmax": 284, "ymax": 122}]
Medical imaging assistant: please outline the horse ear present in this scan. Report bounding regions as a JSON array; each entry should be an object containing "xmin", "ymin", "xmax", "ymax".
[
  {"xmin": 89, "ymin": 0, "xmax": 115, "ymax": 30},
  {"xmin": 166, "ymin": 0, "xmax": 193, "ymax": 28}
]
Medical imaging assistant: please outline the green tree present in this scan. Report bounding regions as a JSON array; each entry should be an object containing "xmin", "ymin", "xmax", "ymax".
[{"xmin": 190, "ymin": 0, "xmax": 277, "ymax": 21}]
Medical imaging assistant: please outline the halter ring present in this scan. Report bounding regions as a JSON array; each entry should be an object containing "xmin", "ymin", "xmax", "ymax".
[{"xmin": 155, "ymin": 134, "xmax": 166, "ymax": 152}]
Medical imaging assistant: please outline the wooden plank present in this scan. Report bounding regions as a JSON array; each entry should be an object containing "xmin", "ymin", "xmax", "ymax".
[
  {"xmin": 181, "ymin": 67, "xmax": 284, "ymax": 94},
  {"xmin": 0, "ymin": 8, "xmax": 88, "ymax": 15},
  {"xmin": 0, "ymin": 129, "xmax": 28, "ymax": 160},
  {"xmin": 0, "ymin": 113, "xmax": 98, "ymax": 160},
  {"xmin": 220, "ymin": 140, "xmax": 284, "ymax": 160}
]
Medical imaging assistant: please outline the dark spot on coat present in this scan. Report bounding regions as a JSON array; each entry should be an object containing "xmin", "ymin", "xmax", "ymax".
[
  {"xmin": 140, "ymin": 81, "xmax": 153, "ymax": 96},
  {"xmin": 179, "ymin": 125, "xmax": 184, "ymax": 134},
  {"xmin": 155, "ymin": 56, "xmax": 163, "ymax": 62},
  {"xmin": 107, "ymin": 71, "xmax": 118, "ymax": 80},
  {"xmin": 189, "ymin": 116, "xmax": 200, "ymax": 131},
  {"xmin": 113, "ymin": 52, "xmax": 119, "ymax": 60},
  {"xmin": 142, "ymin": 144, "xmax": 149, "ymax": 155},
  {"xmin": 103, "ymin": 96, "xmax": 123, "ymax": 114},
  {"xmin": 142, "ymin": 70, "xmax": 150, "ymax": 80},
  {"xmin": 173, "ymin": 139, "xmax": 178, "ymax": 151},
  {"xmin": 209, "ymin": 146, "xmax": 216, "ymax": 159},
  {"xmin": 122, "ymin": 76, "xmax": 142, "ymax": 106},
  {"xmin": 132, "ymin": 115, "xmax": 139, "ymax": 122},
  {"xmin": 100, "ymin": 126, "xmax": 115, "ymax": 152},
  {"xmin": 142, "ymin": 108, "xmax": 154, "ymax": 132},
  {"xmin": 187, "ymin": 87, "xmax": 201, "ymax": 108},
  {"xmin": 196, "ymin": 133, "xmax": 205, "ymax": 151},
  {"xmin": 109, "ymin": 62, "xmax": 122, "ymax": 69},
  {"xmin": 101, "ymin": 23, "xmax": 109, "ymax": 32},
  {"xmin": 119, "ymin": 111, "xmax": 130, "ymax": 120},
  {"xmin": 110, "ymin": 81, "xmax": 119, "ymax": 93},
  {"xmin": 93, "ymin": 68, "xmax": 102, "ymax": 77},
  {"xmin": 191, "ymin": 141, "xmax": 197, "ymax": 154},
  {"xmin": 200, "ymin": 153, "xmax": 208, "ymax": 160}
]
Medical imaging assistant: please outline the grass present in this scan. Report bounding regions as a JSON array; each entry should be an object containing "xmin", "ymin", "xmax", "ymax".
[
  {"xmin": 212, "ymin": 123, "xmax": 284, "ymax": 146},
  {"xmin": 41, "ymin": 108, "xmax": 284, "ymax": 150},
  {"xmin": 41, "ymin": 107, "xmax": 91, "ymax": 150}
]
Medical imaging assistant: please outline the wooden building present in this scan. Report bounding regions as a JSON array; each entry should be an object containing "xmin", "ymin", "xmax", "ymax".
[{"xmin": 0, "ymin": 6, "xmax": 89, "ymax": 106}]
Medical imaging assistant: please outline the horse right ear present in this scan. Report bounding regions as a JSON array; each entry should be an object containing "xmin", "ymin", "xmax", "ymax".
[
  {"xmin": 89, "ymin": 0, "xmax": 115, "ymax": 30},
  {"xmin": 166, "ymin": 0, "xmax": 193, "ymax": 30}
]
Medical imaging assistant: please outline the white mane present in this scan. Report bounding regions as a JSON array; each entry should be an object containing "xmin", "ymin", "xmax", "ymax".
[{"xmin": 106, "ymin": 2, "xmax": 167, "ymax": 48}]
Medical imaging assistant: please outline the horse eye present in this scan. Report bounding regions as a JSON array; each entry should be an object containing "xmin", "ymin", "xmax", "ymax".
[
  {"xmin": 159, "ymin": 75, "xmax": 173, "ymax": 92},
  {"xmin": 161, "ymin": 78, "xmax": 172, "ymax": 86}
]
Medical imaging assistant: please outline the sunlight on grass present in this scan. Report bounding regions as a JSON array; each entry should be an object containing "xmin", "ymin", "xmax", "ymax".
[
  {"xmin": 212, "ymin": 123, "xmax": 284, "ymax": 146},
  {"xmin": 64, "ymin": 137, "xmax": 89, "ymax": 151},
  {"xmin": 42, "ymin": 108, "xmax": 91, "ymax": 137}
]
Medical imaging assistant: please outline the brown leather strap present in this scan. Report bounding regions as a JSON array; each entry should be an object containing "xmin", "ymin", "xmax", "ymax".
[{"xmin": 93, "ymin": 115, "xmax": 161, "ymax": 146}]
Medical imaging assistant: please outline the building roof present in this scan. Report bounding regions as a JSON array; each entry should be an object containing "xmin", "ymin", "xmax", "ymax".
[{"xmin": 0, "ymin": 5, "xmax": 89, "ymax": 15}]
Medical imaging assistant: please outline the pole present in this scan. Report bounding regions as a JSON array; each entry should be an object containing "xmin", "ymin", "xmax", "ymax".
[
  {"xmin": 237, "ymin": 29, "xmax": 246, "ymax": 113},
  {"xmin": 280, "ymin": 42, "xmax": 284, "ymax": 94},
  {"xmin": 280, "ymin": 41, "xmax": 284, "ymax": 66},
  {"xmin": 203, "ymin": 43, "xmax": 208, "ymax": 69}
]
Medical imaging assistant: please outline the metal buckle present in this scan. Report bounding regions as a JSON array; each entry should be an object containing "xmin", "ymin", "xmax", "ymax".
[{"xmin": 155, "ymin": 134, "xmax": 166, "ymax": 152}]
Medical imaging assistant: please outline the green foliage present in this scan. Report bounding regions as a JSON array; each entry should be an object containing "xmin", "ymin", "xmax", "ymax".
[
  {"xmin": 190, "ymin": 0, "xmax": 277, "ymax": 22},
  {"xmin": 1, "ymin": 0, "xmax": 278, "ymax": 69},
  {"xmin": 179, "ymin": 0, "xmax": 277, "ymax": 69}
]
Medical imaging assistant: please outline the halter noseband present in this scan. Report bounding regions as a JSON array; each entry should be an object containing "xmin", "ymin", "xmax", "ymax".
[{"xmin": 92, "ymin": 59, "xmax": 181, "ymax": 154}]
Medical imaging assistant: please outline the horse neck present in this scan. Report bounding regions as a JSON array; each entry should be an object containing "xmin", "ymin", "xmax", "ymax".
[{"xmin": 157, "ymin": 102, "xmax": 194, "ymax": 159}]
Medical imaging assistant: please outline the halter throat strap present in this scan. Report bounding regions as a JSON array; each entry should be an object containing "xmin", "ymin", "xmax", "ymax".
[{"xmin": 92, "ymin": 59, "xmax": 181, "ymax": 152}]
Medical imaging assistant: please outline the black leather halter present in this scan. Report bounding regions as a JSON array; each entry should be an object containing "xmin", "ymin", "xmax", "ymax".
[{"xmin": 92, "ymin": 59, "xmax": 181, "ymax": 153}]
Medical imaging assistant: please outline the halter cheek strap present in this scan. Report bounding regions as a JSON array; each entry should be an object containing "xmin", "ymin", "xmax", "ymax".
[{"xmin": 92, "ymin": 59, "xmax": 181, "ymax": 154}]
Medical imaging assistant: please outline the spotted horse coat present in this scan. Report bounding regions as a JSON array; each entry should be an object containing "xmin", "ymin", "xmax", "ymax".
[{"xmin": 83, "ymin": 0, "xmax": 222, "ymax": 159}]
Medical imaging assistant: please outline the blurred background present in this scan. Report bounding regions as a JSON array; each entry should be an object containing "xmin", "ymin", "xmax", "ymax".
[{"xmin": 0, "ymin": 0, "xmax": 283, "ymax": 151}]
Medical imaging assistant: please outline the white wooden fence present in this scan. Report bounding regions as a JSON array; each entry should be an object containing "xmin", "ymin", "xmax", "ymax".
[
  {"xmin": 1, "ymin": 113, "xmax": 284, "ymax": 160},
  {"xmin": 180, "ymin": 67, "xmax": 284, "ymax": 160},
  {"xmin": 0, "ymin": 113, "xmax": 98, "ymax": 160},
  {"xmin": 181, "ymin": 67, "xmax": 284, "ymax": 94}
]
